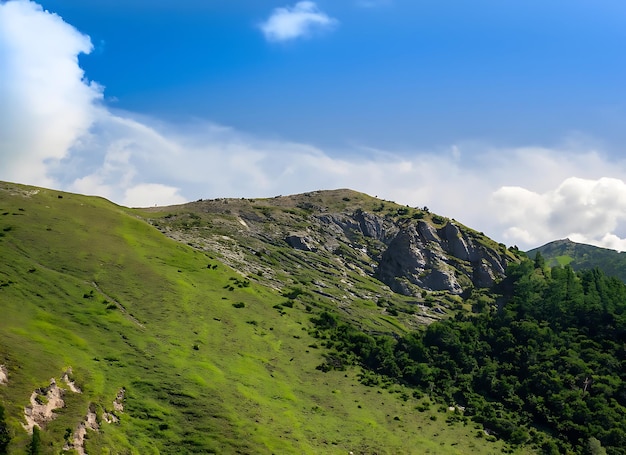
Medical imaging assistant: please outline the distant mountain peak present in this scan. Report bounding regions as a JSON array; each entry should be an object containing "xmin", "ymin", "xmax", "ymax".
[{"xmin": 528, "ymin": 238, "xmax": 626, "ymax": 282}]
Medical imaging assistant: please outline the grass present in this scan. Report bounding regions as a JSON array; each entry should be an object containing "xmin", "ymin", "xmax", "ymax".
[
  {"xmin": 554, "ymin": 255, "xmax": 574, "ymax": 266},
  {"xmin": 0, "ymin": 182, "xmax": 523, "ymax": 454}
]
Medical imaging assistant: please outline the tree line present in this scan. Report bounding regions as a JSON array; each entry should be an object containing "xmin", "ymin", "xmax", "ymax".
[{"xmin": 312, "ymin": 254, "xmax": 626, "ymax": 454}]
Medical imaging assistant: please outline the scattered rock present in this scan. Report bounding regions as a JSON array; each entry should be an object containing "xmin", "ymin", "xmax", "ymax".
[
  {"xmin": 286, "ymin": 234, "xmax": 316, "ymax": 252},
  {"xmin": 64, "ymin": 404, "xmax": 99, "ymax": 455},
  {"xmin": 0, "ymin": 364, "xmax": 7, "ymax": 385},
  {"xmin": 85, "ymin": 405, "xmax": 99, "ymax": 430},
  {"xmin": 102, "ymin": 388, "xmax": 125, "ymax": 424},
  {"xmin": 102, "ymin": 411, "xmax": 119, "ymax": 424},
  {"xmin": 62, "ymin": 367, "xmax": 82, "ymax": 393},
  {"xmin": 237, "ymin": 217, "xmax": 249, "ymax": 228},
  {"xmin": 113, "ymin": 388, "xmax": 125, "ymax": 412},
  {"xmin": 23, "ymin": 378, "xmax": 65, "ymax": 433}
]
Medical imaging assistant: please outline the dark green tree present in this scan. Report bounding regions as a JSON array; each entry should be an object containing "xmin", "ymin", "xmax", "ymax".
[
  {"xmin": 0, "ymin": 405, "xmax": 9, "ymax": 454},
  {"xmin": 27, "ymin": 427, "xmax": 41, "ymax": 455},
  {"xmin": 534, "ymin": 251, "xmax": 546, "ymax": 269}
]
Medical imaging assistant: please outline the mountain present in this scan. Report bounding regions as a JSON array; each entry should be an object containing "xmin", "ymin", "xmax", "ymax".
[
  {"xmin": 146, "ymin": 188, "xmax": 516, "ymax": 296},
  {"xmin": 527, "ymin": 238, "xmax": 626, "ymax": 283},
  {"xmin": 0, "ymin": 182, "xmax": 518, "ymax": 454}
]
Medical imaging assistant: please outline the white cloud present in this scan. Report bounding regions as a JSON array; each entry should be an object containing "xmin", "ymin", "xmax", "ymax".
[
  {"xmin": 4, "ymin": 1, "xmax": 626, "ymax": 253},
  {"xmin": 58, "ymin": 114, "xmax": 626, "ymax": 252},
  {"xmin": 123, "ymin": 183, "xmax": 186, "ymax": 208},
  {"xmin": 492, "ymin": 177, "xmax": 626, "ymax": 251},
  {"xmin": 259, "ymin": 1, "xmax": 338, "ymax": 42},
  {"xmin": 0, "ymin": 0, "xmax": 103, "ymax": 187}
]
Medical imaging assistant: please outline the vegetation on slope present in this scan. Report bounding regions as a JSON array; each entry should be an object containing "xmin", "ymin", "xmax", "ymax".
[
  {"xmin": 311, "ymin": 253, "xmax": 626, "ymax": 454},
  {"xmin": 528, "ymin": 238, "xmax": 626, "ymax": 283},
  {"xmin": 143, "ymin": 189, "xmax": 518, "ymax": 333},
  {"xmin": 0, "ymin": 182, "xmax": 511, "ymax": 454}
]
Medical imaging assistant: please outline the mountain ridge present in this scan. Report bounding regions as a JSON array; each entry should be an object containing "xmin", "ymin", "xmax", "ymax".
[
  {"xmin": 528, "ymin": 237, "xmax": 626, "ymax": 283},
  {"xmin": 0, "ymin": 181, "xmax": 517, "ymax": 454},
  {"xmin": 144, "ymin": 188, "xmax": 518, "ymax": 300},
  {"xmin": 4, "ymin": 181, "xmax": 626, "ymax": 453}
]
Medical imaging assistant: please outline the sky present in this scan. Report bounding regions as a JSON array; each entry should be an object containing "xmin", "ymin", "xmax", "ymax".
[{"xmin": 2, "ymin": 0, "xmax": 626, "ymax": 251}]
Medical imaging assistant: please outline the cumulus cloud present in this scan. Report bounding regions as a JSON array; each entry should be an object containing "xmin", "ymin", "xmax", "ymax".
[
  {"xmin": 493, "ymin": 177, "xmax": 626, "ymax": 251},
  {"xmin": 0, "ymin": 0, "xmax": 186, "ymax": 206},
  {"xmin": 57, "ymin": 113, "xmax": 626, "ymax": 252},
  {"xmin": 123, "ymin": 184, "xmax": 187, "ymax": 208},
  {"xmin": 0, "ymin": 0, "xmax": 103, "ymax": 186},
  {"xmin": 259, "ymin": 1, "xmax": 338, "ymax": 42},
  {"xmin": 4, "ymin": 0, "xmax": 626, "ymax": 253}
]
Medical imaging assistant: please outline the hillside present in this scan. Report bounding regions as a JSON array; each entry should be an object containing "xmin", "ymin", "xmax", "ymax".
[
  {"xmin": 143, "ymin": 189, "xmax": 517, "ymax": 331},
  {"xmin": 528, "ymin": 238, "xmax": 626, "ymax": 283},
  {"xmin": 0, "ymin": 182, "xmax": 518, "ymax": 454}
]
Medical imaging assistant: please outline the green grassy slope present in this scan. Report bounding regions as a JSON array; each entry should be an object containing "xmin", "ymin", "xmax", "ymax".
[{"xmin": 0, "ymin": 182, "xmax": 514, "ymax": 454}]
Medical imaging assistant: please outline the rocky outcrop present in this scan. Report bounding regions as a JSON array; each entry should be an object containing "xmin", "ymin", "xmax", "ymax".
[
  {"xmin": 376, "ymin": 221, "xmax": 508, "ymax": 295},
  {"xmin": 377, "ymin": 225, "xmax": 461, "ymax": 295},
  {"xmin": 63, "ymin": 404, "xmax": 99, "ymax": 455},
  {"xmin": 153, "ymin": 190, "xmax": 514, "ymax": 297},
  {"xmin": 0, "ymin": 365, "xmax": 7, "ymax": 385},
  {"xmin": 353, "ymin": 209, "xmax": 396, "ymax": 242},
  {"xmin": 62, "ymin": 367, "xmax": 82, "ymax": 393},
  {"xmin": 286, "ymin": 234, "xmax": 316, "ymax": 252},
  {"xmin": 318, "ymin": 210, "xmax": 398, "ymax": 245},
  {"xmin": 304, "ymin": 211, "xmax": 509, "ymax": 295},
  {"xmin": 281, "ymin": 212, "xmax": 510, "ymax": 296},
  {"xmin": 23, "ymin": 379, "xmax": 66, "ymax": 433}
]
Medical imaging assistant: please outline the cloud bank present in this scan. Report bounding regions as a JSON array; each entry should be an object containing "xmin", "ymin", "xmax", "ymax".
[
  {"xmin": 3, "ymin": 0, "xmax": 626, "ymax": 252},
  {"xmin": 0, "ymin": 0, "xmax": 102, "ymax": 187},
  {"xmin": 259, "ymin": 1, "xmax": 338, "ymax": 42},
  {"xmin": 493, "ymin": 177, "xmax": 626, "ymax": 251}
]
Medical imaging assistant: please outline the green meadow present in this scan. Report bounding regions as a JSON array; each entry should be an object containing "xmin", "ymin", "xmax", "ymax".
[{"xmin": 0, "ymin": 182, "xmax": 519, "ymax": 454}]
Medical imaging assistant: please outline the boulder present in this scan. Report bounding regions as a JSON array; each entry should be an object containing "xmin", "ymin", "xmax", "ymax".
[{"xmin": 286, "ymin": 234, "xmax": 316, "ymax": 252}]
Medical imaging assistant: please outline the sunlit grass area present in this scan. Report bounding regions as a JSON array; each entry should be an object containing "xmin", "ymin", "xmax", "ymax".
[{"xmin": 0, "ymin": 182, "xmax": 517, "ymax": 454}]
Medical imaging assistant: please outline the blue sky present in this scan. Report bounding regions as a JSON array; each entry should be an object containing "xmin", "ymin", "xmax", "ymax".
[
  {"xmin": 39, "ymin": 0, "xmax": 626, "ymax": 148},
  {"xmin": 2, "ymin": 0, "xmax": 626, "ymax": 250}
]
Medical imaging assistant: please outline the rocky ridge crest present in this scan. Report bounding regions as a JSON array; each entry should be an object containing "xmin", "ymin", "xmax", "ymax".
[{"xmin": 148, "ymin": 189, "xmax": 516, "ymax": 299}]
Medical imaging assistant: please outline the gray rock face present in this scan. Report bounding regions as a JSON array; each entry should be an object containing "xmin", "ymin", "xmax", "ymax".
[
  {"xmin": 286, "ymin": 234, "xmax": 316, "ymax": 252},
  {"xmin": 318, "ymin": 211, "xmax": 397, "ymax": 244},
  {"xmin": 417, "ymin": 221, "xmax": 439, "ymax": 243},
  {"xmin": 354, "ymin": 209, "xmax": 395, "ymax": 241},
  {"xmin": 156, "ymin": 190, "xmax": 515, "ymax": 298},
  {"xmin": 376, "ymin": 220, "xmax": 509, "ymax": 295},
  {"xmin": 377, "ymin": 224, "xmax": 465, "ymax": 294},
  {"xmin": 305, "ymin": 212, "xmax": 510, "ymax": 296}
]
